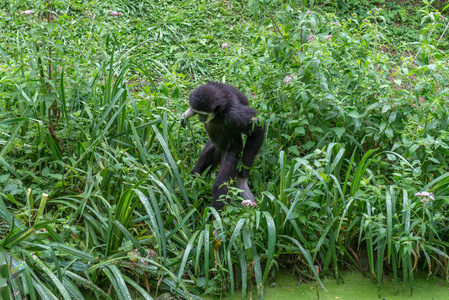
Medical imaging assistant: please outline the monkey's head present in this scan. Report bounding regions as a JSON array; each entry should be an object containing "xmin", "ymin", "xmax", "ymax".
[{"xmin": 189, "ymin": 85, "xmax": 224, "ymax": 123}]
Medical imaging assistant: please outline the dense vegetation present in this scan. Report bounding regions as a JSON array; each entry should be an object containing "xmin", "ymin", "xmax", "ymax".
[{"xmin": 1, "ymin": 0, "xmax": 449, "ymax": 299}]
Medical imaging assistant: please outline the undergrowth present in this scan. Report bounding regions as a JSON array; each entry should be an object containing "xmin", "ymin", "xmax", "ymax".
[{"xmin": 0, "ymin": 0, "xmax": 448, "ymax": 299}]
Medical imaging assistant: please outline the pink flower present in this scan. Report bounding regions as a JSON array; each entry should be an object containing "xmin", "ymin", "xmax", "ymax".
[
  {"xmin": 325, "ymin": 35, "xmax": 333, "ymax": 41},
  {"xmin": 284, "ymin": 74, "xmax": 295, "ymax": 84},
  {"xmin": 119, "ymin": 12, "xmax": 124, "ymax": 16},
  {"xmin": 110, "ymin": 11, "xmax": 119, "ymax": 16},
  {"xmin": 415, "ymin": 191, "xmax": 434, "ymax": 200},
  {"xmin": 221, "ymin": 42, "xmax": 230, "ymax": 49},
  {"xmin": 20, "ymin": 10, "xmax": 34, "ymax": 15},
  {"xmin": 241, "ymin": 200, "xmax": 257, "ymax": 207},
  {"xmin": 307, "ymin": 35, "xmax": 314, "ymax": 42},
  {"xmin": 415, "ymin": 191, "xmax": 435, "ymax": 204}
]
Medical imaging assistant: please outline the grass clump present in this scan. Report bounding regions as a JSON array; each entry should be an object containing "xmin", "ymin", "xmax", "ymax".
[{"xmin": 0, "ymin": 0, "xmax": 449, "ymax": 299}]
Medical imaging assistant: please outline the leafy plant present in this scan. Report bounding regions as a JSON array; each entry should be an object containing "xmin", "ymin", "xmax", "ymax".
[{"xmin": 1, "ymin": 0, "xmax": 448, "ymax": 299}]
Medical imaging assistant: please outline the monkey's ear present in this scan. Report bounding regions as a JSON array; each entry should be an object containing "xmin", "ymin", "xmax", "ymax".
[{"xmin": 181, "ymin": 107, "xmax": 196, "ymax": 128}]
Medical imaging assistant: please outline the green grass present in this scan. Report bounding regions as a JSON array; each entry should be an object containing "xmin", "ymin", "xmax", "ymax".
[{"xmin": 1, "ymin": 0, "xmax": 449, "ymax": 299}]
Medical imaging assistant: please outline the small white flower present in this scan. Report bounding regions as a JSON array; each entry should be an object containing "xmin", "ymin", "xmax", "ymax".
[{"xmin": 241, "ymin": 200, "xmax": 256, "ymax": 207}]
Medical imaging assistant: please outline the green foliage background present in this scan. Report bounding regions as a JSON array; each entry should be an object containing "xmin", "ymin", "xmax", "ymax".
[{"xmin": 0, "ymin": 0, "xmax": 448, "ymax": 299}]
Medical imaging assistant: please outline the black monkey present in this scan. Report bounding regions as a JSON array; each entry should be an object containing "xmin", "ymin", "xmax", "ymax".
[{"xmin": 181, "ymin": 82, "xmax": 265, "ymax": 210}]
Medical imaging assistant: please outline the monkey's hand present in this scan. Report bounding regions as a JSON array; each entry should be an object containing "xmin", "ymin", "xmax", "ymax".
[{"xmin": 181, "ymin": 107, "xmax": 196, "ymax": 128}]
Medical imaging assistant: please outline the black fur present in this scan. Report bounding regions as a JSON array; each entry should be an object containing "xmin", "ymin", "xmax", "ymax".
[{"xmin": 186, "ymin": 82, "xmax": 265, "ymax": 210}]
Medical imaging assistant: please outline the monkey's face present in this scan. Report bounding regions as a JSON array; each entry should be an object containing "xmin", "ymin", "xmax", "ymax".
[{"xmin": 193, "ymin": 109, "xmax": 215, "ymax": 123}]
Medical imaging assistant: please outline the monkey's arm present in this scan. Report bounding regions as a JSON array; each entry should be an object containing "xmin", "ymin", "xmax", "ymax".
[
  {"xmin": 239, "ymin": 118, "xmax": 265, "ymax": 179},
  {"xmin": 180, "ymin": 107, "xmax": 196, "ymax": 128},
  {"xmin": 237, "ymin": 113, "xmax": 265, "ymax": 201},
  {"xmin": 227, "ymin": 105, "xmax": 265, "ymax": 176}
]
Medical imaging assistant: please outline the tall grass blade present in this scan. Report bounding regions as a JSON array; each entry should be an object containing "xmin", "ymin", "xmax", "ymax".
[
  {"xmin": 135, "ymin": 189, "xmax": 166, "ymax": 260},
  {"xmin": 72, "ymin": 100, "xmax": 127, "ymax": 169},
  {"xmin": 152, "ymin": 125, "xmax": 190, "ymax": 206},
  {"xmin": 0, "ymin": 156, "xmax": 22, "ymax": 182},
  {"xmin": 386, "ymin": 188, "xmax": 393, "ymax": 262},
  {"xmin": 65, "ymin": 271, "xmax": 112, "ymax": 300},
  {"xmin": 402, "ymin": 189, "xmax": 411, "ymax": 233},
  {"xmin": 194, "ymin": 230, "xmax": 205, "ymax": 276},
  {"xmin": 350, "ymin": 148, "xmax": 378, "ymax": 196},
  {"xmin": 122, "ymin": 275, "xmax": 154, "ymax": 300},
  {"xmin": 204, "ymin": 224, "xmax": 211, "ymax": 286},
  {"xmin": 377, "ymin": 239, "xmax": 385, "ymax": 298},
  {"xmin": 59, "ymin": 70, "xmax": 67, "ymax": 126},
  {"xmin": 238, "ymin": 249, "xmax": 247, "ymax": 299},
  {"xmin": 109, "ymin": 119, "xmax": 162, "ymax": 140},
  {"xmin": 103, "ymin": 265, "xmax": 132, "ymax": 300},
  {"xmin": 177, "ymin": 231, "xmax": 200, "ymax": 280},
  {"xmin": 113, "ymin": 220, "xmax": 145, "ymax": 257},
  {"xmin": 262, "ymin": 211, "xmax": 276, "ymax": 282},
  {"xmin": 227, "ymin": 218, "xmax": 246, "ymax": 299},
  {"xmin": 92, "ymin": 88, "xmax": 125, "ymax": 134},
  {"xmin": 21, "ymin": 251, "xmax": 71, "ymax": 300},
  {"xmin": 130, "ymin": 121, "xmax": 148, "ymax": 165},
  {"xmin": 252, "ymin": 244, "xmax": 263, "ymax": 299},
  {"xmin": 423, "ymin": 172, "xmax": 449, "ymax": 191}
]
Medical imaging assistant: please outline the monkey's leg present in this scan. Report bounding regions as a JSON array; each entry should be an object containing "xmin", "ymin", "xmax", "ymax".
[
  {"xmin": 212, "ymin": 150, "xmax": 240, "ymax": 210},
  {"xmin": 192, "ymin": 139, "xmax": 221, "ymax": 175}
]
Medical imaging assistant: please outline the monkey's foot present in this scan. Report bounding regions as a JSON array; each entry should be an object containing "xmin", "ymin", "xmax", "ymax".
[{"xmin": 236, "ymin": 177, "xmax": 255, "ymax": 202}]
